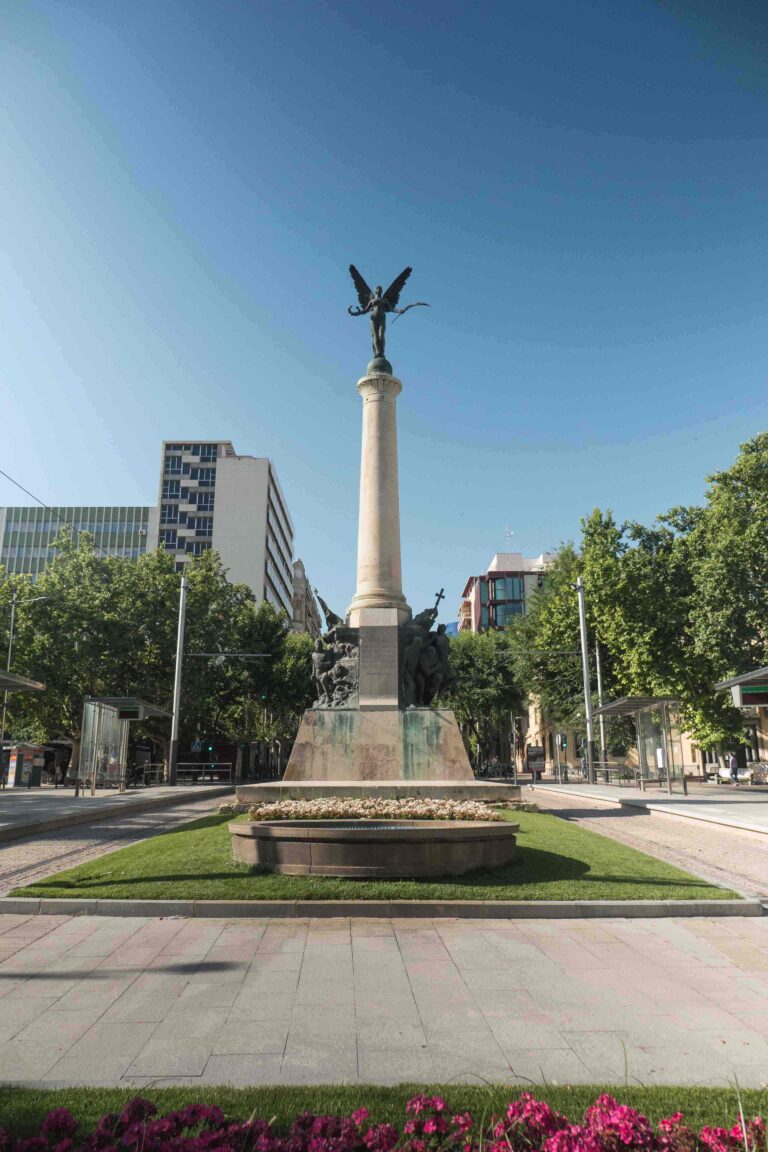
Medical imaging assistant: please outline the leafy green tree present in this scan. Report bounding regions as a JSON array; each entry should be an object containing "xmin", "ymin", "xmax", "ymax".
[
  {"xmin": 5, "ymin": 533, "xmax": 126, "ymax": 766},
  {"xmin": 439, "ymin": 630, "xmax": 525, "ymax": 763},
  {"xmin": 507, "ymin": 544, "xmax": 586, "ymax": 729},
  {"xmin": 580, "ymin": 508, "xmax": 743, "ymax": 748},
  {"xmin": 688, "ymin": 433, "xmax": 768, "ymax": 676}
]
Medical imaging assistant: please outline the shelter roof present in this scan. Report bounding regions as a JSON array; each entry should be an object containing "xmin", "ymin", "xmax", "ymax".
[
  {"xmin": 593, "ymin": 695, "xmax": 677, "ymax": 718},
  {"xmin": 715, "ymin": 666, "xmax": 768, "ymax": 691},
  {"xmin": 84, "ymin": 696, "xmax": 171, "ymax": 719},
  {"xmin": 0, "ymin": 671, "xmax": 45, "ymax": 692}
]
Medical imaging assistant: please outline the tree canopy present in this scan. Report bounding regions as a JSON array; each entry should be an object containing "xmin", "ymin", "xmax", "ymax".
[
  {"xmin": 508, "ymin": 434, "xmax": 768, "ymax": 750},
  {"xmin": 1, "ymin": 535, "xmax": 314, "ymax": 760}
]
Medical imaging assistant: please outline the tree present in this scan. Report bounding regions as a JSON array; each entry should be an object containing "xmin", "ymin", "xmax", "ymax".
[
  {"xmin": 439, "ymin": 630, "xmax": 525, "ymax": 764},
  {"xmin": 507, "ymin": 544, "xmax": 586, "ymax": 729},
  {"xmin": 5, "ymin": 532, "xmax": 127, "ymax": 766},
  {"xmin": 2, "ymin": 539, "xmax": 314, "ymax": 767},
  {"xmin": 688, "ymin": 432, "xmax": 768, "ymax": 677}
]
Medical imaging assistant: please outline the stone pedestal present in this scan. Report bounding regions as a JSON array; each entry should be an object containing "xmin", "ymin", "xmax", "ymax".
[{"xmin": 283, "ymin": 708, "xmax": 475, "ymax": 782}]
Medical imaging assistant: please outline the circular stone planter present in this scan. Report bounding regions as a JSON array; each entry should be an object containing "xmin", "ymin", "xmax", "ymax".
[{"xmin": 229, "ymin": 819, "xmax": 519, "ymax": 878}]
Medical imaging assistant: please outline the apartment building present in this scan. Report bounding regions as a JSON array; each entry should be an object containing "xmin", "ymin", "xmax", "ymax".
[{"xmin": 458, "ymin": 551, "xmax": 556, "ymax": 632}]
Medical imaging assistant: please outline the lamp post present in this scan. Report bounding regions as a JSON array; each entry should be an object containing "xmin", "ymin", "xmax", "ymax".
[
  {"xmin": 168, "ymin": 575, "xmax": 188, "ymax": 786},
  {"xmin": 573, "ymin": 577, "xmax": 596, "ymax": 784},
  {"xmin": 595, "ymin": 639, "xmax": 607, "ymax": 774}
]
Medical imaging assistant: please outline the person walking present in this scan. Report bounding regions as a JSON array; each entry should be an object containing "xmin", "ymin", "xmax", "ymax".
[{"xmin": 728, "ymin": 750, "xmax": 739, "ymax": 787}]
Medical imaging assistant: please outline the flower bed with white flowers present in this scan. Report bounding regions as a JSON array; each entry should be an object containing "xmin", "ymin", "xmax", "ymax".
[{"xmin": 242, "ymin": 797, "xmax": 505, "ymax": 823}]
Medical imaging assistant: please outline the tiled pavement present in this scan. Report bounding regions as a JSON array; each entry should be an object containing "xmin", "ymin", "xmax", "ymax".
[{"xmin": 0, "ymin": 913, "xmax": 768, "ymax": 1087}]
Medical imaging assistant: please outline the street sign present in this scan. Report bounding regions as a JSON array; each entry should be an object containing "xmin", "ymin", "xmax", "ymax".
[{"xmin": 191, "ymin": 738, "xmax": 202, "ymax": 753}]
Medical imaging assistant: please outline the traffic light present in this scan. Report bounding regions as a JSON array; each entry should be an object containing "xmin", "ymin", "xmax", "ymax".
[{"xmin": 260, "ymin": 691, "xmax": 268, "ymax": 701}]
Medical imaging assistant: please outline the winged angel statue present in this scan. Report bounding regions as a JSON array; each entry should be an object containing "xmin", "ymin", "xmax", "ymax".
[{"xmin": 348, "ymin": 266, "xmax": 429, "ymax": 362}]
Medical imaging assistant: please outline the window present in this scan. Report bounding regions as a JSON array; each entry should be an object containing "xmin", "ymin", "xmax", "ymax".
[
  {"xmin": 196, "ymin": 493, "xmax": 214, "ymax": 512},
  {"xmin": 185, "ymin": 540, "xmax": 212, "ymax": 556},
  {"xmin": 162, "ymin": 480, "xmax": 180, "ymax": 499},
  {"xmin": 164, "ymin": 455, "xmax": 182, "ymax": 476},
  {"xmin": 175, "ymin": 561, "xmax": 185, "ymax": 573},
  {"xmin": 481, "ymin": 606, "xmax": 489, "ymax": 629},
  {"xmin": 159, "ymin": 529, "xmax": 177, "ymax": 550},
  {"xmin": 479, "ymin": 579, "xmax": 488, "ymax": 605},
  {"xmin": 199, "ymin": 444, "xmax": 218, "ymax": 461},
  {"xmin": 160, "ymin": 504, "xmax": 179, "ymax": 525},
  {"xmin": 494, "ymin": 602, "xmax": 523, "ymax": 627},
  {"xmin": 190, "ymin": 466, "xmax": 215, "ymax": 486},
  {"xmin": 188, "ymin": 516, "xmax": 213, "ymax": 537}
]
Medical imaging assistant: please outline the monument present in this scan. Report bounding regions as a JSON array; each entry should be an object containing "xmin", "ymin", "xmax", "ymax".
[{"xmin": 237, "ymin": 267, "xmax": 519, "ymax": 803}]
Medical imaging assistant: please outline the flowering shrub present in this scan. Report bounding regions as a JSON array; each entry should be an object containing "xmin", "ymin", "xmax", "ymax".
[
  {"xmin": 2, "ymin": 1094, "xmax": 766, "ymax": 1152},
  {"xmin": 244, "ymin": 798, "xmax": 506, "ymax": 822}
]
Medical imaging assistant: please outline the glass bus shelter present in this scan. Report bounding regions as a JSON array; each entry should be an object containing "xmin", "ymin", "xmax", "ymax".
[
  {"xmin": 592, "ymin": 696, "xmax": 689, "ymax": 795},
  {"xmin": 80, "ymin": 697, "xmax": 171, "ymax": 795}
]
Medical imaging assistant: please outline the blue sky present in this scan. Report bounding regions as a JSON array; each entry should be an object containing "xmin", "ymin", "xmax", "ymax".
[{"xmin": 1, "ymin": 0, "xmax": 766, "ymax": 619}]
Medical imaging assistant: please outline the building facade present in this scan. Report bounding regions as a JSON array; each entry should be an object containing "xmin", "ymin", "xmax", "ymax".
[
  {"xmin": 156, "ymin": 440, "xmax": 294, "ymax": 617},
  {"xmin": 291, "ymin": 559, "xmax": 322, "ymax": 639},
  {"xmin": 458, "ymin": 551, "xmax": 556, "ymax": 632},
  {"xmin": 0, "ymin": 439, "xmax": 299, "ymax": 624},
  {"xmin": 0, "ymin": 505, "xmax": 156, "ymax": 578}
]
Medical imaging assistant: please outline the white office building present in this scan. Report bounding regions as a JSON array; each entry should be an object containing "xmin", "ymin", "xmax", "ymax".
[{"xmin": 156, "ymin": 440, "xmax": 294, "ymax": 617}]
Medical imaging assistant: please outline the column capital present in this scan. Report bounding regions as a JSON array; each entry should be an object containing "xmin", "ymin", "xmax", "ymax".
[{"xmin": 357, "ymin": 373, "xmax": 402, "ymax": 400}]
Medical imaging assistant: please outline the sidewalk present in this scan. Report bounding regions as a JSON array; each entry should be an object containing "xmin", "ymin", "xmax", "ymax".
[
  {"xmin": 1, "ymin": 912, "xmax": 767, "ymax": 1087},
  {"xmin": 532, "ymin": 780, "xmax": 768, "ymax": 835},
  {"xmin": 0, "ymin": 785, "xmax": 234, "ymax": 844}
]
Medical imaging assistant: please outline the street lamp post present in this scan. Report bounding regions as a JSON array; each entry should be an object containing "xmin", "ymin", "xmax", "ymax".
[
  {"xmin": 595, "ymin": 639, "xmax": 607, "ymax": 774},
  {"xmin": 168, "ymin": 575, "xmax": 188, "ymax": 787},
  {"xmin": 574, "ymin": 577, "xmax": 596, "ymax": 784}
]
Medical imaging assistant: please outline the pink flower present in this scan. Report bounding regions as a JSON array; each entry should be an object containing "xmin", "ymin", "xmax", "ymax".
[{"xmin": 353, "ymin": 1110, "xmax": 370, "ymax": 1126}]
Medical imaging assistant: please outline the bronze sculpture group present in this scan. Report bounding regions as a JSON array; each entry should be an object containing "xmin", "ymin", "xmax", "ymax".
[{"xmin": 310, "ymin": 589, "xmax": 454, "ymax": 711}]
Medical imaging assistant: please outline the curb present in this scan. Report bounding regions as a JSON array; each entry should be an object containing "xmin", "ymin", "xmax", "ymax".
[
  {"xmin": 532, "ymin": 784, "xmax": 768, "ymax": 837},
  {"xmin": 0, "ymin": 786, "xmax": 235, "ymax": 845},
  {"xmin": 0, "ymin": 897, "xmax": 761, "ymax": 919}
]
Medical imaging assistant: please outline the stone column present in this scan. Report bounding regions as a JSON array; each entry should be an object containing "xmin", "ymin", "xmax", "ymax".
[
  {"xmin": 347, "ymin": 370, "xmax": 410, "ymax": 627},
  {"xmin": 348, "ymin": 369, "xmax": 410, "ymax": 708}
]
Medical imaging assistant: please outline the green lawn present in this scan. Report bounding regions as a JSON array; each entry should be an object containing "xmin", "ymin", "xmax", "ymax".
[
  {"xmin": 2, "ymin": 1084, "xmax": 766, "ymax": 1139},
  {"xmin": 11, "ymin": 809, "xmax": 737, "ymax": 901}
]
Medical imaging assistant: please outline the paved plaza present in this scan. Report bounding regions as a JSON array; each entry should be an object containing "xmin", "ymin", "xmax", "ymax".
[
  {"xmin": 534, "ymin": 781, "xmax": 768, "ymax": 836},
  {"xmin": 0, "ymin": 912, "xmax": 767, "ymax": 1088},
  {"xmin": 0, "ymin": 785, "xmax": 232, "ymax": 843}
]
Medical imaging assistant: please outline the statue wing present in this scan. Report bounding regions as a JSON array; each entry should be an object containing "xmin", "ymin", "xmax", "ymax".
[
  {"xmin": 383, "ymin": 266, "xmax": 412, "ymax": 309},
  {"xmin": 349, "ymin": 265, "xmax": 373, "ymax": 309}
]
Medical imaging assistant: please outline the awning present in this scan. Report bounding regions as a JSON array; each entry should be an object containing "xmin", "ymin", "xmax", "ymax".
[
  {"xmin": 0, "ymin": 671, "xmax": 46, "ymax": 693},
  {"xmin": 592, "ymin": 695, "xmax": 677, "ymax": 718}
]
